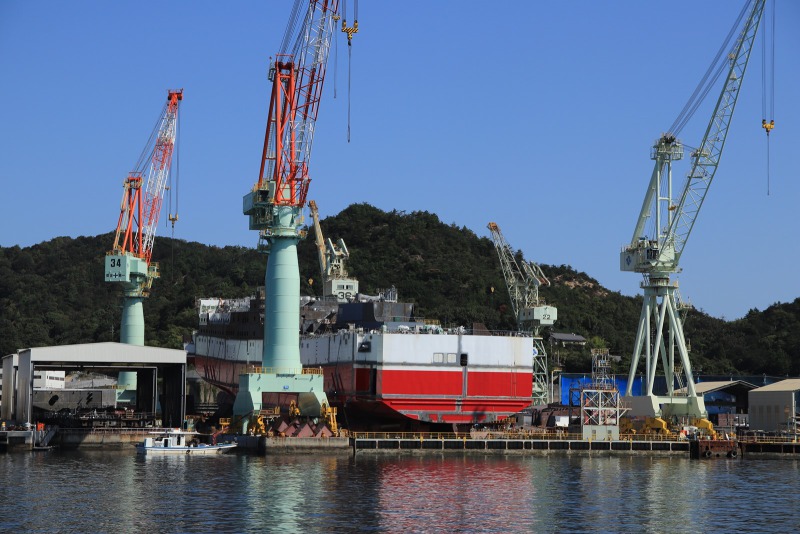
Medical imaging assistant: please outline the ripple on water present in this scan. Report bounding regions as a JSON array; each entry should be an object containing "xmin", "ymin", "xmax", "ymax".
[{"xmin": 1, "ymin": 451, "xmax": 797, "ymax": 532}]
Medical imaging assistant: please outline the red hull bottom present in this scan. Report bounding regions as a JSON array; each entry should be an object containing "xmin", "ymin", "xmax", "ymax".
[{"xmin": 331, "ymin": 397, "xmax": 533, "ymax": 432}]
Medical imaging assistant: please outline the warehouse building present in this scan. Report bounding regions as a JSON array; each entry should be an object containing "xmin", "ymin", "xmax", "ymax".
[
  {"xmin": 2, "ymin": 342, "xmax": 186, "ymax": 428},
  {"xmin": 748, "ymin": 378, "xmax": 800, "ymax": 434}
]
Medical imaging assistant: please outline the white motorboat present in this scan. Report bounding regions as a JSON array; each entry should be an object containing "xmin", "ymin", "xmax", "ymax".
[{"xmin": 135, "ymin": 430, "xmax": 237, "ymax": 455}]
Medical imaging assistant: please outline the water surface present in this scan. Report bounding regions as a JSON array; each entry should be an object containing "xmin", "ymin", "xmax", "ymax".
[{"xmin": 1, "ymin": 451, "xmax": 797, "ymax": 532}]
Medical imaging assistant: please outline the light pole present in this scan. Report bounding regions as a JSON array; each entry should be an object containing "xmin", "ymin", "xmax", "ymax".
[
  {"xmin": 785, "ymin": 406, "xmax": 790, "ymax": 439},
  {"xmin": 550, "ymin": 366, "xmax": 561, "ymax": 406}
]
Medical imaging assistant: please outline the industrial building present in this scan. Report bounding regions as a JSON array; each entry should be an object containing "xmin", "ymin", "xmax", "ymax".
[
  {"xmin": 748, "ymin": 379, "xmax": 800, "ymax": 434},
  {"xmin": 685, "ymin": 380, "xmax": 757, "ymax": 416},
  {"xmin": 1, "ymin": 342, "xmax": 187, "ymax": 428}
]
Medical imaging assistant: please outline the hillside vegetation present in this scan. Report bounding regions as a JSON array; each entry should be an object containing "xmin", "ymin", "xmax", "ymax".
[{"xmin": 1, "ymin": 203, "xmax": 798, "ymax": 375}]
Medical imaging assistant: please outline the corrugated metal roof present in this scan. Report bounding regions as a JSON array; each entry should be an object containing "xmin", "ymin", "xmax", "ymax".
[
  {"xmin": 16, "ymin": 342, "xmax": 185, "ymax": 364},
  {"xmin": 550, "ymin": 333, "xmax": 586, "ymax": 342},
  {"xmin": 675, "ymin": 380, "xmax": 757, "ymax": 395},
  {"xmin": 751, "ymin": 378, "xmax": 800, "ymax": 393}
]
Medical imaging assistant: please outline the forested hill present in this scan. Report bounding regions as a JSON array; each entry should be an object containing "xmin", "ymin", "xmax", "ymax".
[{"xmin": 1, "ymin": 203, "xmax": 798, "ymax": 375}]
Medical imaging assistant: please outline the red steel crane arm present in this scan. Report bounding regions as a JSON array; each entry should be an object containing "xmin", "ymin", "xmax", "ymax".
[
  {"xmin": 256, "ymin": 0, "xmax": 339, "ymax": 209},
  {"xmin": 112, "ymin": 90, "xmax": 182, "ymax": 264}
]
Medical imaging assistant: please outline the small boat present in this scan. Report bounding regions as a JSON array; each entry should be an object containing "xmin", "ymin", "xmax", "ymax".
[{"xmin": 135, "ymin": 430, "xmax": 237, "ymax": 455}]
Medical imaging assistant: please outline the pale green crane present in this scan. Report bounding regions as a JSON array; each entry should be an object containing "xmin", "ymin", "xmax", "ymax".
[{"xmin": 620, "ymin": 0, "xmax": 766, "ymax": 419}]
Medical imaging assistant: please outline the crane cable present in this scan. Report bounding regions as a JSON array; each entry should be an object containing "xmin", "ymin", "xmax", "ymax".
[
  {"xmin": 341, "ymin": 0, "xmax": 358, "ymax": 142},
  {"xmin": 280, "ymin": 0, "xmax": 303, "ymax": 55},
  {"xmin": 134, "ymin": 101, "xmax": 167, "ymax": 172},
  {"xmin": 170, "ymin": 109, "xmax": 180, "ymax": 231},
  {"xmin": 333, "ymin": 8, "xmax": 339, "ymax": 100},
  {"xmin": 168, "ymin": 103, "xmax": 181, "ymax": 282},
  {"xmin": 668, "ymin": 1, "xmax": 750, "ymax": 137},
  {"xmin": 761, "ymin": 0, "xmax": 776, "ymax": 195},
  {"xmin": 347, "ymin": 36, "xmax": 353, "ymax": 143}
]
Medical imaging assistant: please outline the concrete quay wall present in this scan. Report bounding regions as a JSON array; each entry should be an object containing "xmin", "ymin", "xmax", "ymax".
[
  {"xmin": 739, "ymin": 441, "xmax": 800, "ymax": 457},
  {"xmin": 236, "ymin": 435, "xmax": 351, "ymax": 454},
  {"xmin": 56, "ymin": 428, "xmax": 156, "ymax": 449},
  {"xmin": 0, "ymin": 430, "xmax": 38, "ymax": 451},
  {"xmin": 352, "ymin": 437, "xmax": 692, "ymax": 456}
]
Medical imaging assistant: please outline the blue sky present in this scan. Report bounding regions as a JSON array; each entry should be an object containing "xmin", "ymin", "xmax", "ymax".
[{"xmin": 1, "ymin": 1, "xmax": 797, "ymax": 320}]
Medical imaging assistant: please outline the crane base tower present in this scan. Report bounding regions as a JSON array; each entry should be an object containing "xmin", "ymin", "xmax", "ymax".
[
  {"xmin": 622, "ymin": 278, "xmax": 707, "ymax": 419},
  {"xmin": 232, "ymin": 371, "xmax": 328, "ymax": 426},
  {"xmin": 234, "ymin": 202, "xmax": 333, "ymax": 428},
  {"xmin": 626, "ymin": 394, "xmax": 706, "ymax": 419}
]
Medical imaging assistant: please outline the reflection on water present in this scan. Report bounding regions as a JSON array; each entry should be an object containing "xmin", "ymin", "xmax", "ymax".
[
  {"xmin": 1, "ymin": 451, "xmax": 798, "ymax": 532},
  {"xmin": 372, "ymin": 456, "xmax": 540, "ymax": 532}
]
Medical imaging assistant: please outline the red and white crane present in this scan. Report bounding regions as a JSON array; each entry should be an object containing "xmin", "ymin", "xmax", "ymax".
[
  {"xmin": 236, "ymin": 1, "xmax": 355, "ymax": 426},
  {"xmin": 106, "ymin": 89, "xmax": 182, "ymax": 346}
]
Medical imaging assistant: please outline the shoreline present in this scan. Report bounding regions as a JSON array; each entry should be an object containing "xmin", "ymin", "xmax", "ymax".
[{"xmin": 3, "ymin": 429, "xmax": 798, "ymax": 459}]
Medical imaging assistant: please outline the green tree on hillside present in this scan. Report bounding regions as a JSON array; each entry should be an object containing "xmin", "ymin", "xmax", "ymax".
[{"xmin": 1, "ymin": 205, "xmax": 798, "ymax": 376}]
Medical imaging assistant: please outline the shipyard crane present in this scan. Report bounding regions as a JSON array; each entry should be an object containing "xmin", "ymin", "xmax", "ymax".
[
  {"xmin": 309, "ymin": 200, "xmax": 327, "ymax": 283},
  {"xmin": 236, "ymin": 1, "xmax": 354, "ymax": 428},
  {"xmin": 308, "ymin": 200, "xmax": 358, "ymax": 302},
  {"xmin": 488, "ymin": 222, "xmax": 557, "ymax": 405},
  {"xmin": 620, "ymin": 0, "xmax": 766, "ymax": 420},
  {"xmin": 105, "ymin": 89, "xmax": 183, "ymax": 346}
]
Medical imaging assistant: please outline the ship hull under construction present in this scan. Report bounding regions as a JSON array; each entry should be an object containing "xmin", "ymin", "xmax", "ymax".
[{"xmin": 190, "ymin": 329, "xmax": 534, "ymax": 431}]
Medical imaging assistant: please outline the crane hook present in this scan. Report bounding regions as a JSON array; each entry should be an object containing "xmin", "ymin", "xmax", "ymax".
[{"xmin": 341, "ymin": 19, "xmax": 358, "ymax": 44}]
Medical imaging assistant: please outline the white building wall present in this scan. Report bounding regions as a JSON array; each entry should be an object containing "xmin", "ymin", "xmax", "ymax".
[
  {"xmin": 583, "ymin": 425, "xmax": 620, "ymax": 441},
  {"xmin": 33, "ymin": 370, "xmax": 66, "ymax": 389}
]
